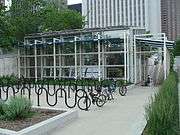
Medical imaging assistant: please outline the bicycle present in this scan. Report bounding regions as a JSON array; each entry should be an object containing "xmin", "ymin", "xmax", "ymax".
[
  {"xmin": 101, "ymin": 79, "xmax": 117, "ymax": 100},
  {"xmin": 119, "ymin": 84, "xmax": 127, "ymax": 96},
  {"xmin": 77, "ymin": 88, "xmax": 106, "ymax": 111}
]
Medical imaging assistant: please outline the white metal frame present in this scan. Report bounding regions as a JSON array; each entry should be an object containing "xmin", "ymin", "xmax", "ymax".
[{"xmin": 134, "ymin": 33, "xmax": 168, "ymax": 83}]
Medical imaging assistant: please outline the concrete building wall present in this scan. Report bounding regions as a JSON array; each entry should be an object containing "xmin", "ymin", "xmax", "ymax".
[
  {"xmin": 82, "ymin": 0, "xmax": 161, "ymax": 34},
  {"xmin": 0, "ymin": 54, "xmax": 18, "ymax": 76},
  {"xmin": 147, "ymin": 0, "xmax": 161, "ymax": 34}
]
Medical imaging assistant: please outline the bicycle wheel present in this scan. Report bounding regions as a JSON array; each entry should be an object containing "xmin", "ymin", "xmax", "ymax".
[
  {"xmin": 96, "ymin": 94, "xmax": 106, "ymax": 107},
  {"xmin": 77, "ymin": 96, "xmax": 91, "ymax": 110},
  {"xmin": 119, "ymin": 86, "xmax": 127, "ymax": 96},
  {"xmin": 76, "ymin": 89, "xmax": 86, "ymax": 98}
]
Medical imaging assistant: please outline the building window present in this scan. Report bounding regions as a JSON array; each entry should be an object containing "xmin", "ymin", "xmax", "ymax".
[
  {"xmin": 121, "ymin": 0, "xmax": 124, "ymax": 24},
  {"xmin": 138, "ymin": 0, "xmax": 141, "ymax": 26},
  {"xmin": 125, "ymin": 0, "xmax": 128, "ymax": 25},
  {"xmin": 134, "ymin": 0, "xmax": 137, "ymax": 26}
]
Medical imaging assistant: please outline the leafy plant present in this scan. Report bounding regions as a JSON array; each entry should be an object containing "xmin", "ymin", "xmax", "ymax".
[
  {"xmin": 145, "ymin": 72, "xmax": 179, "ymax": 135},
  {"xmin": 0, "ymin": 100, "xmax": 5, "ymax": 115},
  {"xmin": 0, "ymin": 96, "xmax": 33, "ymax": 120},
  {"xmin": 174, "ymin": 40, "xmax": 180, "ymax": 56}
]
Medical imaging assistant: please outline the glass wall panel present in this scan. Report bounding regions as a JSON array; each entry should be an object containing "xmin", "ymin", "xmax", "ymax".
[
  {"xmin": 62, "ymin": 43, "xmax": 74, "ymax": 54},
  {"xmin": 61, "ymin": 68, "xmax": 75, "ymax": 78},
  {"xmin": 83, "ymin": 54, "xmax": 98, "ymax": 65},
  {"xmin": 44, "ymin": 56, "xmax": 53, "ymax": 66},
  {"xmin": 82, "ymin": 42, "xmax": 98, "ymax": 53},
  {"xmin": 107, "ymin": 67, "xmax": 124, "ymax": 78},
  {"xmin": 61, "ymin": 55, "xmax": 75, "ymax": 66},
  {"xmin": 104, "ymin": 40, "xmax": 124, "ymax": 52},
  {"xmin": 105, "ymin": 53, "xmax": 124, "ymax": 65},
  {"xmin": 25, "ymin": 47, "xmax": 34, "ymax": 55}
]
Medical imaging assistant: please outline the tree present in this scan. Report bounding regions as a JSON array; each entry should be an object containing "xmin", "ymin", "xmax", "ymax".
[
  {"xmin": 9, "ymin": 0, "xmax": 84, "ymax": 41},
  {"xmin": 9, "ymin": 0, "xmax": 46, "ymax": 41},
  {"xmin": 41, "ymin": 5, "xmax": 84, "ymax": 31},
  {"xmin": 174, "ymin": 40, "xmax": 180, "ymax": 56},
  {"xmin": 0, "ymin": 5, "xmax": 16, "ymax": 50},
  {"xmin": 0, "ymin": 0, "xmax": 84, "ymax": 49}
]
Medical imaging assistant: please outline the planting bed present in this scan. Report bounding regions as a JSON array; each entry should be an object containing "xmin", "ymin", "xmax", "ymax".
[
  {"xmin": 0, "ymin": 109, "xmax": 65, "ymax": 131},
  {"xmin": 0, "ymin": 107, "xmax": 78, "ymax": 135}
]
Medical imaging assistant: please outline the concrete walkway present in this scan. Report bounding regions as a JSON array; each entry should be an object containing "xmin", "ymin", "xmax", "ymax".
[{"xmin": 51, "ymin": 86, "xmax": 157, "ymax": 135}]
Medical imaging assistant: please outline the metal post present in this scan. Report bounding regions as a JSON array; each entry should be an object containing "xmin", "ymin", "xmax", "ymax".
[
  {"xmin": 98, "ymin": 34, "xmax": 101, "ymax": 81},
  {"xmin": 139, "ymin": 47, "xmax": 142, "ymax": 82},
  {"xmin": 53, "ymin": 38, "xmax": 56, "ymax": 79},
  {"xmin": 24, "ymin": 49, "xmax": 27, "ymax": 78},
  {"xmin": 17, "ymin": 46, "xmax": 21, "ymax": 79},
  {"xmin": 134, "ymin": 35, "xmax": 137, "ymax": 83},
  {"xmin": 34, "ymin": 40, "xmax": 38, "ymax": 81},
  {"xmin": 40, "ymin": 45, "xmax": 43, "ymax": 79},
  {"xmin": 79, "ymin": 41, "xmax": 82, "ymax": 79},
  {"xmin": 127, "ymin": 33, "xmax": 130, "ymax": 81},
  {"xmin": 59, "ymin": 42, "xmax": 62, "ymax": 78},
  {"xmin": 124, "ymin": 33, "xmax": 127, "ymax": 81},
  {"xmin": 163, "ymin": 33, "xmax": 167, "ymax": 80},
  {"xmin": 74, "ymin": 37, "xmax": 77, "ymax": 79},
  {"xmin": 102, "ymin": 41, "xmax": 105, "ymax": 79}
]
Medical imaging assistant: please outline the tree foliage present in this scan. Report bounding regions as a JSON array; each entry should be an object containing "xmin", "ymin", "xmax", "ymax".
[
  {"xmin": 0, "ymin": 5, "xmax": 16, "ymax": 50},
  {"xmin": 9, "ymin": 0, "xmax": 46, "ymax": 40},
  {"xmin": 174, "ymin": 40, "xmax": 180, "ymax": 56},
  {"xmin": 41, "ymin": 5, "xmax": 84, "ymax": 31},
  {"xmin": 0, "ymin": 0, "xmax": 84, "ymax": 49}
]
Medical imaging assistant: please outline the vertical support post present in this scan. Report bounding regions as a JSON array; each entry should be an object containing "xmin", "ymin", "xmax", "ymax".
[
  {"xmin": 102, "ymin": 40, "xmax": 105, "ymax": 79},
  {"xmin": 24, "ymin": 47, "xmax": 27, "ymax": 78},
  {"xmin": 98, "ymin": 34, "xmax": 101, "ymax": 81},
  {"xmin": 79, "ymin": 40, "xmax": 82, "ymax": 79},
  {"xmin": 163, "ymin": 33, "xmax": 167, "ymax": 80},
  {"xmin": 74, "ymin": 37, "xmax": 77, "ymax": 79},
  {"xmin": 40, "ymin": 44, "xmax": 43, "ymax": 79},
  {"xmin": 124, "ymin": 32, "xmax": 127, "ymax": 81},
  {"xmin": 53, "ymin": 38, "xmax": 56, "ymax": 80},
  {"xmin": 134, "ymin": 35, "xmax": 137, "ymax": 83},
  {"xmin": 139, "ymin": 47, "xmax": 142, "ymax": 82},
  {"xmin": 59, "ymin": 42, "xmax": 62, "ymax": 78},
  {"xmin": 34, "ymin": 40, "xmax": 38, "ymax": 81},
  {"xmin": 127, "ymin": 33, "xmax": 130, "ymax": 81},
  {"xmin": 18, "ymin": 46, "xmax": 21, "ymax": 79}
]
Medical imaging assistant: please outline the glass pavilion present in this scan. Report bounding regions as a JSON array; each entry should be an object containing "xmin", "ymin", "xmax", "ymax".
[{"xmin": 18, "ymin": 27, "xmax": 174, "ymax": 84}]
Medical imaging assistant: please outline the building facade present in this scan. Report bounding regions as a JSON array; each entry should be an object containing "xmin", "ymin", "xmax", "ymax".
[
  {"xmin": 177, "ymin": 0, "xmax": 180, "ymax": 39},
  {"xmin": 68, "ymin": 3, "xmax": 82, "ymax": 13},
  {"xmin": 82, "ymin": 0, "xmax": 161, "ymax": 34},
  {"xmin": 19, "ymin": 27, "xmax": 146, "ymax": 83},
  {"xmin": 161, "ymin": 0, "xmax": 179, "ymax": 40},
  {"xmin": 18, "ymin": 26, "xmax": 173, "ymax": 84}
]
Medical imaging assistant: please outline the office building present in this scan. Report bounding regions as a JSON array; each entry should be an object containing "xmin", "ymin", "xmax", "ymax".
[
  {"xmin": 161, "ymin": 0, "xmax": 180, "ymax": 40},
  {"xmin": 48, "ymin": 0, "xmax": 67, "ymax": 9},
  {"xmin": 82, "ymin": 0, "xmax": 161, "ymax": 34},
  {"xmin": 68, "ymin": 3, "xmax": 82, "ymax": 13}
]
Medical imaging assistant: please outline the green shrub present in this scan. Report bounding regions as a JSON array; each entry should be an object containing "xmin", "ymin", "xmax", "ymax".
[
  {"xmin": 0, "ymin": 96, "xmax": 33, "ymax": 120},
  {"xmin": 5, "ymin": 96, "xmax": 32, "ymax": 120},
  {"xmin": 145, "ymin": 72, "xmax": 179, "ymax": 135},
  {"xmin": 0, "ymin": 100, "xmax": 5, "ymax": 115}
]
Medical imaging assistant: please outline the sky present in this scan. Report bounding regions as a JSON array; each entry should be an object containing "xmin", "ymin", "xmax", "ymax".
[{"xmin": 68, "ymin": 0, "xmax": 82, "ymax": 5}]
